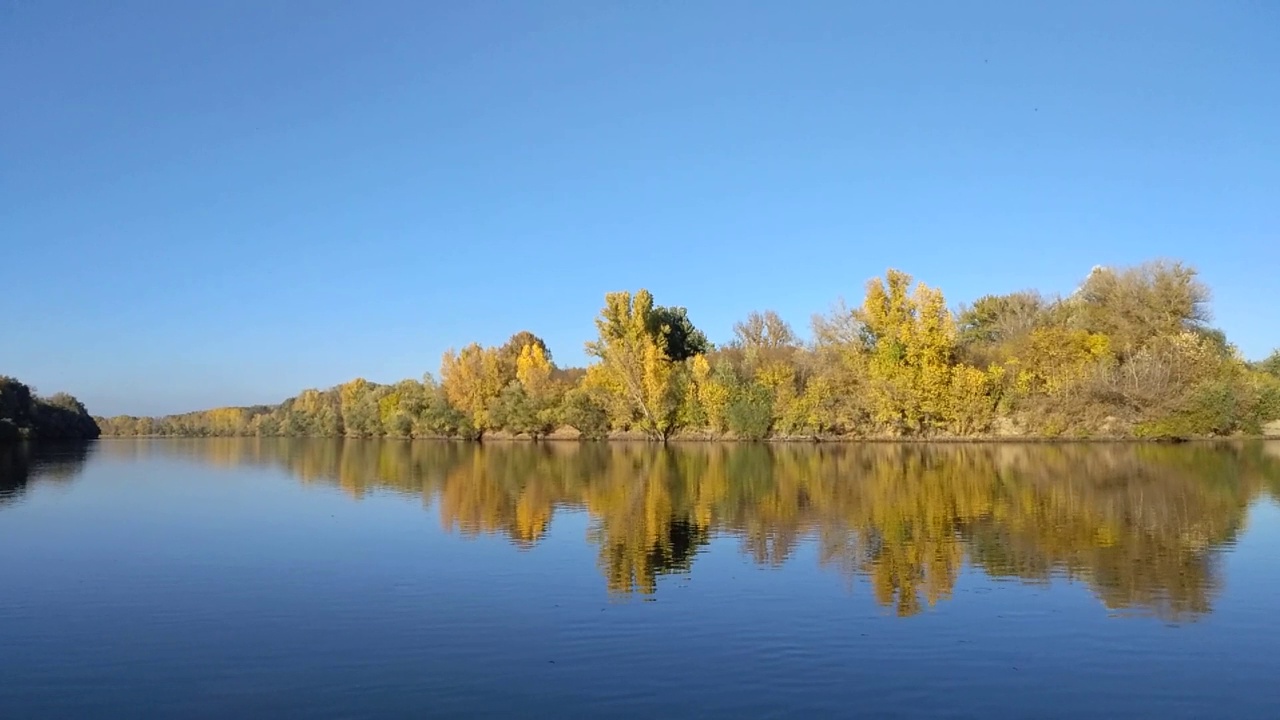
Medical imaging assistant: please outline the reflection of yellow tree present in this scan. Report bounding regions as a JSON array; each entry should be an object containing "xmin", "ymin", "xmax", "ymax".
[
  {"xmin": 436, "ymin": 446, "xmax": 560, "ymax": 548},
  {"xmin": 583, "ymin": 448, "xmax": 709, "ymax": 594},
  {"xmin": 801, "ymin": 446, "xmax": 983, "ymax": 616},
  {"xmin": 115, "ymin": 438, "xmax": 1280, "ymax": 619},
  {"xmin": 960, "ymin": 444, "xmax": 1256, "ymax": 619}
]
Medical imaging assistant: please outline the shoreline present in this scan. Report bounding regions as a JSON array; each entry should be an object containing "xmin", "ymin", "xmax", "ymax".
[{"xmin": 90, "ymin": 433, "xmax": 1280, "ymax": 444}]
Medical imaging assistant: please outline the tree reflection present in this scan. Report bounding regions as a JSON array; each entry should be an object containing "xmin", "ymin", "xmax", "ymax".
[
  {"xmin": 0, "ymin": 442, "xmax": 95, "ymax": 507},
  {"xmin": 103, "ymin": 438, "xmax": 1280, "ymax": 619}
]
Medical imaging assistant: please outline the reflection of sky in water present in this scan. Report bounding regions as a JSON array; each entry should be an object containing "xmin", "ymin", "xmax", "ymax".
[{"xmin": 2, "ymin": 440, "xmax": 1279, "ymax": 718}]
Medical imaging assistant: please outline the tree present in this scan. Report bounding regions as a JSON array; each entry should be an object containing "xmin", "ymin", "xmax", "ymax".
[
  {"xmin": 75, "ymin": 255, "xmax": 1276, "ymax": 442},
  {"xmin": 726, "ymin": 382, "xmax": 774, "ymax": 440},
  {"xmin": 339, "ymin": 378, "xmax": 384, "ymax": 437},
  {"xmin": 805, "ymin": 301, "xmax": 873, "ymax": 435},
  {"xmin": 0, "ymin": 377, "xmax": 36, "ymax": 430},
  {"xmin": 516, "ymin": 343, "xmax": 555, "ymax": 403},
  {"xmin": 586, "ymin": 290, "xmax": 686, "ymax": 440},
  {"xmin": 418, "ymin": 381, "xmax": 477, "ymax": 439},
  {"xmin": 0, "ymin": 376, "xmax": 99, "ymax": 440},
  {"xmin": 956, "ymin": 291, "xmax": 1046, "ymax": 367},
  {"xmin": 690, "ymin": 355, "xmax": 733, "ymax": 434},
  {"xmin": 1258, "ymin": 350, "xmax": 1280, "ymax": 380},
  {"xmin": 498, "ymin": 331, "xmax": 551, "ymax": 378},
  {"xmin": 559, "ymin": 386, "xmax": 609, "ymax": 440},
  {"xmin": 290, "ymin": 389, "xmax": 342, "ymax": 436},
  {"xmin": 1073, "ymin": 260, "xmax": 1211, "ymax": 359},
  {"xmin": 440, "ymin": 343, "xmax": 506, "ymax": 435},
  {"xmin": 488, "ymin": 383, "xmax": 544, "ymax": 437},
  {"xmin": 946, "ymin": 365, "xmax": 1001, "ymax": 435},
  {"xmin": 732, "ymin": 310, "xmax": 798, "ymax": 351},
  {"xmin": 379, "ymin": 379, "xmax": 427, "ymax": 437},
  {"xmin": 731, "ymin": 310, "xmax": 801, "ymax": 386},
  {"xmin": 648, "ymin": 305, "xmax": 710, "ymax": 362},
  {"xmin": 513, "ymin": 342, "xmax": 562, "ymax": 436},
  {"xmin": 856, "ymin": 270, "xmax": 957, "ymax": 435},
  {"xmin": 1013, "ymin": 327, "xmax": 1112, "ymax": 398}
]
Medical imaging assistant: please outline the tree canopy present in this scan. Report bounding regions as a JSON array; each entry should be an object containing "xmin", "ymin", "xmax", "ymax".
[
  {"xmin": 94, "ymin": 259, "xmax": 1280, "ymax": 442},
  {"xmin": 1, "ymin": 377, "xmax": 100, "ymax": 441}
]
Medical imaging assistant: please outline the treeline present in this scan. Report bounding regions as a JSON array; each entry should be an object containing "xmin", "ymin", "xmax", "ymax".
[
  {"xmin": 0, "ymin": 376, "xmax": 100, "ymax": 441},
  {"xmin": 102, "ymin": 439, "xmax": 1280, "ymax": 618},
  {"xmin": 97, "ymin": 260, "xmax": 1280, "ymax": 441}
]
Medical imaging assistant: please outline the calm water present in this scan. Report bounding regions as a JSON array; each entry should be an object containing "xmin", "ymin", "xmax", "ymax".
[{"xmin": 3, "ymin": 440, "xmax": 1280, "ymax": 719}]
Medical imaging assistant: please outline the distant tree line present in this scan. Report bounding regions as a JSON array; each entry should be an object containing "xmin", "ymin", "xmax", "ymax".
[
  {"xmin": 96, "ymin": 259, "xmax": 1280, "ymax": 441},
  {"xmin": 0, "ymin": 376, "xmax": 100, "ymax": 441}
]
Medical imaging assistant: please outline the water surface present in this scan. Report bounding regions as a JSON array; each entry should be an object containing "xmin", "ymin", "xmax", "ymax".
[{"xmin": 3, "ymin": 439, "xmax": 1280, "ymax": 719}]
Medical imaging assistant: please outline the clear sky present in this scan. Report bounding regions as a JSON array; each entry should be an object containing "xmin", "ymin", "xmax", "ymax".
[{"xmin": 3, "ymin": 1, "xmax": 1277, "ymax": 416}]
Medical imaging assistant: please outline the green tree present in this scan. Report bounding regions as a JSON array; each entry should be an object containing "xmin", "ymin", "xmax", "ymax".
[
  {"xmin": 559, "ymin": 386, "xmax": 610, "ymax": 440},
  {"xmin": 339, "ymin": 378, "xmax": 384, "ymax": 437},
  {"xmin": 1, "ymin": 376, "xmax": 100, "ymax": 440},
  {"xmin": 726, "ymin": 382, "xmax": 774, "ymax": 440},
  {"xmin": 1258, "ymin": 350, "xmax": 1280, "ymax": 380},
  {"xmin": 648, "ymin": 305, "xmax": 710, "ymax": 362},
  {"xmin": 488, "ymin": 383, "xmax": 545, "ymax": 438}
]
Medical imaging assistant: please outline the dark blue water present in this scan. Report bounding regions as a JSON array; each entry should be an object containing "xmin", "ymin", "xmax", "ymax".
[{"xmin": 3, "ymin": 439, "xmax": 1279, "ymax": 719}]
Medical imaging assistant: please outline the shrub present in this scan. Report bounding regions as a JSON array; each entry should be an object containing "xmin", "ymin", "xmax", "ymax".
[{"xmin": 726, "ymin": 383, "xmax": 774, "ymax": 441}]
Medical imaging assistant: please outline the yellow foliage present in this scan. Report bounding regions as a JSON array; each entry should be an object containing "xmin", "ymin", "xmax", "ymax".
[
  {"xmin": 859, "ymin": 271, "xmax": 957, "ymax": 434},
  {"xmin": 586, "ymin": 290, "xmax": 682, "ymax": 439},
  {"xmin": 691, "ymin": 355, "xmax": 731, "ymax": 433},
  {"xmin": 1014, "ymin": 327, "xmax": 1111, "ymax": 397},
  {"xmin": 946, "ymin": 365, "xmax": 998, "ymax": 435},
  {"xmin": 753, "ymin": 360, "xmax": 794, "ymax": 390},
  {"xmin": 98, "ymin": 258, "xmax": 1270, "ymax": 441},
  {"xmin": 339, "ymin": 378, "xmax": 371, "ymax": 405},
  {"xmin": 516, "ymin": 343, "xmax": 554, "ymax": 400},
  {"xmin": 777, "ymin": 376, "xmax": 823, "ymax": 435},
  {"xmin": 379, "ymin": 391, "xmax": 402, "ymax": 427},
  {"xmin": 441, "ymin": 344, "xmax": 505, "ymax": 430}
]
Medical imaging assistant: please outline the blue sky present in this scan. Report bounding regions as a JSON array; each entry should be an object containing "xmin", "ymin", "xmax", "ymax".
[{"xmin": 3, "ymin": 1, "xmax": 1277, "ymax": 416}]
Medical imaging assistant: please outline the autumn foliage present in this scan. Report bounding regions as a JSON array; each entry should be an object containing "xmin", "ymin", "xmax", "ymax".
[{"xmin": 96, "ymin": 259, "xmax": 1280, "ymax": 441}]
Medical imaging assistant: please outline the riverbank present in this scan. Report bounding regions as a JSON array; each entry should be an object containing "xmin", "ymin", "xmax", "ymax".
[{"xmin": 97, "ymin": 421, "xmax": 1280, "ymax": 443}]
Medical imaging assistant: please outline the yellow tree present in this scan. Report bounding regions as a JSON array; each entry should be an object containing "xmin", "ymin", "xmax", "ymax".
[
  {"xmin": 203, "ymin": 407, "xmax": 248, "ymax": 436},
  {"xmin": 946, "ymin": 364, "xmax": 1001, "ymax": 435},
  {"xmin": 514, "ymin": 342, "xmax": 562, "ymax": 435},
  {"xmin": 440, "ymin": 343, "xmax": 505, "ymax": 433},
  {"xmin": 1013, "ymin": 327, "xmax": 1111, "ymax": 398},
  {"xmin": 516, "ymin": 343, "xmax": 555, "ymax": 402},
  {"xmin": 585, "ymin": 290, "xmax": 683, "ymax": 440},
  {"xmin": 498, "ymin": 331, "xmax": 550, "ymax": 381},
  {"xmin": 690, "ymin": 355, "xmax": 732, "ymax": 433},
  {"xmin": 754, "ymin": 360, "xmax": 798, "ymax": 433},
  {"xmin": 858, "ymin": 270, "xmax": 958, "ymax": 434},
  {"xmin": 292, "ymin": 388, "xmax": 341, "ymax": 436}
]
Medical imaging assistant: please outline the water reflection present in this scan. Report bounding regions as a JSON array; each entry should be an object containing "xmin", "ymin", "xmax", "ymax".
[
  {"xmin": 99, "ymin": 439, "xmax": 1280, "ymax": 619},
  {"xmin": 0, "ymin": 442, "xmax": 95, "ymax": 507}
]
